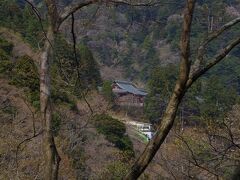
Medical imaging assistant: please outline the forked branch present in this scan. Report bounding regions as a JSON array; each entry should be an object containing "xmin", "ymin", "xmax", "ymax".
[
  {"xmin": 59, "ymin": 0, "xmax": 94, "ymax": 26},
  {"xmin": 124, "ymin": 1, "xmax": 196, "ymax": 179},
  {"xmin": 59, "ymin": 0, "xmax": 179, "ymax": 28},
  {"xmin": 187, "ymin": 37, "xmax": 240, "ymax": 87},
  {"xmin": 190, "ymin": 16, "xmax": 240, "ymax": 76}
]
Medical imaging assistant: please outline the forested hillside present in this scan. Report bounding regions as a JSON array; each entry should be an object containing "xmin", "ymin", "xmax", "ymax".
[
  {"xmin": 0, "ymin": 0, "xmax": 240, "ymax": 179},
  {"xmin": 3, "ymin": 0, "xmax": 240, "ymax": 80},
  {"xmin": 61, "ymin": 0, "xmax": 240, "ymax": 80}
]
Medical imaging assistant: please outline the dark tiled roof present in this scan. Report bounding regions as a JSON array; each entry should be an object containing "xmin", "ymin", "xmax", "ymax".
[{"xmin": 114, "ymin": 80, "xmax": 148, "ymax": 96}]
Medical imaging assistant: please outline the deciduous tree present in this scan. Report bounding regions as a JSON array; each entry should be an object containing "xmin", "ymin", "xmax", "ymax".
[
  {"xmin": 124, "ymin": 0, "xmax": 240, "ymax": 179},
  {"xmin": 32, "ymin": 0, "xmax": 164, "ymax": 179}
]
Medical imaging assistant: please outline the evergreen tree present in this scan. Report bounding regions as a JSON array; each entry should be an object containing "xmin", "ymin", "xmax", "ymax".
[
  {"xmin": 22, "ymin": 5, "xmax": 42, "ymax": 48},
  {"xmin": 102, "ymin": 80, "xmax": 114, "ymax": 103},
  {"xmin": 145, "ymin": 65, "xmax": 177, "ymax": 124},
  {"xmin": 79, "ymin": 44, "xmax": 102, "ymax": 88}
]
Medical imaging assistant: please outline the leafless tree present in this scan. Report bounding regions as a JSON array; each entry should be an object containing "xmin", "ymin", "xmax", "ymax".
[
  {"xmin": 124, "ymin": 0, "xmax": 240, "ymax": 179},
  {"xmin": 167, "ymin": 108, "xmax": 240, "ymax": 179},
  {"xmin": 21, "ymin": 0, "xmax": 240, "ymax": 179},
  {"xmin": 30, "ymin": 0, "xmax": 164, "ymax": 179}
]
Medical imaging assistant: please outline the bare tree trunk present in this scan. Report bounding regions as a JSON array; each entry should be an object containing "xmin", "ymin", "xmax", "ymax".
[
  {"xmin": 40, "ymin": 1, "xmax": 96, "ymax": 179},
  {"xmin": 211, "ymin": 16, "xmax": 214, "ymax": 32},
  {"xmin": 124, "ymin": 0, "xmax": 240, "ymax": 179},
  {"xmin": 124, "ymin": 1, "xmax": 196, "ymax": 179},
  {"xmin": 124, "ymin": 90, "xmax": 185, "ymax": 179},
  {"xmin": 35, "ymin": 0, "xmax": 240, "ymax": 179},
  {"xmin": 39, "ymin": 1, "xmax": 62, "ymax": 179},
  {"xmin": 40, "ymin": 26, "xmax": 60, "ymax": 180}
]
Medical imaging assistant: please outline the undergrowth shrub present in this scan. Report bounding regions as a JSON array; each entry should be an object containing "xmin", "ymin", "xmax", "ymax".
[
  {"xmin": 10, "ymin": 55, "xmax": 40, "ymax": 109},
  {"xmin": 52, "ymin": 112, "xmax": 61, "ymax": 136},
  {"xmin": 0, "ymin": 38, "xmax": 13, "ymax": 73},
  {"xmin": 0, "ymin": 38, "xmax": 13, "ymax": 54},
  {"xmin": 94, "ymin": 114, "xmax": 134, "ymax": 155},
  {"xmin": 99, "ymin": 161, "xmax": 129, "ymax": 180}
]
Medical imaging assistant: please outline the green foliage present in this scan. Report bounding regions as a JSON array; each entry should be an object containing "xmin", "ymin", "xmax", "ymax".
[
  {"xmin": 0, "ymin": 38, "xmax": 14, "ymax": 74},
  {"xmin": 0, "ymin": 40, "xmax": 40, "ymax": 108},
  {"xmin": 22, "ymin": 5, "xmax": 43, "ymax": 48},
  {"xmin": 0, "ymin": 38, "xmax": 77, "ymax": 110},
  {"xmin": 0, "ymin": 100, "xmax": 17, "ymax": 123},
  {"xmin": 10, "ymin": 55, "xmax": 40, "ymax": 109},
  {"xmin": 185, "ymin": 57, "xmax": 240, "ymax": 122},
  {"xmin": 0, "ymin": 49, "xmax": 13, "ymax": 73},
  {"xmin": 53, "ymin": 35, "xmax": 102, "ymax": 96},
  {"xmin": 0, "ymin": 48, "xmax": 9, "ymax": 61},
  {"xmin": 146, "ymin": 57, "xmax": 240, "ymax": 125},
  {"xmin": 0, "ymin": 0, "xmax": 44, "ymax": 48},
  {"xmin": 102, "ymin": 80, "xmax": 114, "ymax": 103},
  {"xmin": 176, "ymin": 135, "xmax": 215, "ymax": 169},
  {"xmin": 165, "ymin": 19, "xmax": 182, "ymax": 49},
  {"xmin": 100, "ymin": 161, "xmax": 129, "ymax": 180},
  {"xmin": 78, "ymin": 43, "xmax": 102, "ymax": 88},
  {"xmin": 0, "ymin": 0, "xmax": 23, "ymax": 31},
  {"xmin": 52, "ymin": 112, "xmax": 61, "ymax": 136},
  {"xmin": 66, "ymin": 135, "xmax": 87, "ymax": 178},
  {"xmin": 11, "ymin": 55, "xmax": 39, "ymax": 90},
  {"xmin": 71, "ymin": 146, "xmax": 86, "ymax": 176},
  {"xmin": 147, "ymin": 65, "xmax": 177, "ymax": 98},
  {"xmin": 199, "ymin": 76, "xmax": 237, "ymax": 119},
  {"xmin": 0, "ymin": 38, "xmax": 13, "ymax": 54},
  {"xmin": 2, "ymin": 104, "xmax": 17, "ymax": 117},
  {"xmin": 145, "ymin": 65, "xmax": 177, "ymax": 124},
  {"xmin": 142, "ymin": 35, "xmax": 152, "ymax": 50},
  {"xmin": 94, "ymin": 114, "xmax": 134, "ymax": 154},
  {"xmin": 232, "ymin": 166, "xmax": 240, "ymax": 180}
]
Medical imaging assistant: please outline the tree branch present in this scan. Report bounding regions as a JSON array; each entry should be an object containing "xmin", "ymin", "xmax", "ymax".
[
  {"xmin": 24, "ymin": 0, "xmax": 50, "ymax": 51},
  {"xmin": 179, "ymin": 0, "xmax": 195, "ymax": 85},
  {"xmin": 175, "ymin": 134, "xmax": 219, "ymax": 179},
  {"xmin": 201, "ymin": 17, "xmax": 240, "ymax": 48},
  {"xmin": 187, "ymin": 37, "xmax": 240, "ymax": 87},
  {"xmin": 108, "ymin": 0, "xmax": 177, "ymax": 7},
  {"xmin": 59, "ymin": 0, "xmax": 94, "ymax": 26},
  {"xmin": 58, "ymin": 0, "xmax": 180, "ymax": 28},
  {"xmin": 124, "ymin": 1, "xmax": 196, "ymax": 179},
  {"xmin": 189, "ymin": 16, "xmax": 240, "ymax": 77}
]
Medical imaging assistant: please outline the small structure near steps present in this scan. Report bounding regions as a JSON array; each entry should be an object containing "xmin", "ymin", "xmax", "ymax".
[{"xmin": 126, "ymin": 121, "xmax": 154, "ymax": 141}]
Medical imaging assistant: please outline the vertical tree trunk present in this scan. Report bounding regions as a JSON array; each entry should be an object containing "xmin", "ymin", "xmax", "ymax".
[
  {"xmin": 124, "ymin": 1, "xmax": 196, "ymax": 179},
  {"xmin": 211, "ymin": 16, "xmax": 214, "ymax": 32},
  {"xmin": 40, "ymin": 1, "xmax": 61, "ymax": 179},
  {"xmin": 40, "ymin": 26, "xmax": 60, "ymax": 180},
  {"xmin": 124, "ymin": 84, "xmax": 186, "ymax": 179}
]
